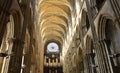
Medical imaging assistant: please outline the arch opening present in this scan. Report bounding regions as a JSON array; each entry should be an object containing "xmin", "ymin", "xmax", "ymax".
[{"xmin": 105, "ymin": 19, "xmax": 120, "ymax": 72}]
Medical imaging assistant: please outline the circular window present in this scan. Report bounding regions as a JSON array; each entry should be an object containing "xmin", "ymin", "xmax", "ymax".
[{"xmin": 46, "ymin": 42, "xmax": 59, "ymax": 53}]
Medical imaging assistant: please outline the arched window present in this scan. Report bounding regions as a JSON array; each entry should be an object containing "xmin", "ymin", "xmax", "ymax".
[
  {"xmin": 81, "ymin": 11, "xmax": 90, "ymax": 36},
  {"xmin": 0, "ymin": 15, "xmax": 14, "ymax": 73},
  {"xmin": 86, "ymin": 14, "xmax": 90, "ymax": 30},
  {"xmin": 105, "ymin": 19, "xmax": 120, "ymax": 72}
]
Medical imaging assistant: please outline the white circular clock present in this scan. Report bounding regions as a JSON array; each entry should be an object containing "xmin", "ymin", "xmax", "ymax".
[{"xmin": 47, "ymin": 42, "xmax": 59, "ymax": 53}]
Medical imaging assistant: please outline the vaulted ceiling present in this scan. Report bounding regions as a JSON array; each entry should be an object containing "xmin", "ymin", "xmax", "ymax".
[{"xmin": 38, "ymin": 0, "xmax": 74, "ymax": 48}]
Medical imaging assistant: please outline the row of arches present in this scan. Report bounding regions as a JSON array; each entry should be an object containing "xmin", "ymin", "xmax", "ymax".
[
  {"xmin": 0, "ymin": 2, "xmax": 23, "ymax": 72},
  {"xmin": 84, "ymin": 16, "xmax": 120, "ymax": 73},
  {"xmin": 63, "ymin": 0, "xmax": 120, "ymax": 73},
  {"xmin": 0, "ymin": 0, "xmax": 39, "ymax": 73}
]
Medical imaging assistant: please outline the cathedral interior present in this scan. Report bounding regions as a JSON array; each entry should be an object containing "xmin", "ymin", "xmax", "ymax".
[{"xmin": 0, "ymin": 0, "xmax": 120, "ymax": 73}]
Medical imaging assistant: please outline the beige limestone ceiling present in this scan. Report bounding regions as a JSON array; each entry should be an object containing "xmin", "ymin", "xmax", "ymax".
[{"xmin": 38, "ymin": 0, "xmax": 73, "ymax": 46}]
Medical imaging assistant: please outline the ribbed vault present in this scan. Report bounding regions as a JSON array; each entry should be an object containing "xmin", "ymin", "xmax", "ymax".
[{"xmin": 39, "ymin": 0, "xmax": 72, "ymax": 49}]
